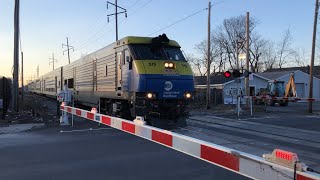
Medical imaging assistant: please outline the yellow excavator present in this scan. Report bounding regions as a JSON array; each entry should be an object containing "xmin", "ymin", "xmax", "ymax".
[{"xmin": 256, "ymin": 73, "xmax": 297, "ymax": 106}]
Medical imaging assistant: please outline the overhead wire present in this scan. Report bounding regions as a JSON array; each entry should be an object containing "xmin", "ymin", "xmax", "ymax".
[
  {"xmin": 73, "ymin": 0, "xmax": 142, "ymax": 52},
  {"xmin": 76, "ymin": 0, "xmax": 152, "ymax": 52},
  {"xmin": 71, "ymin": 9, "xmax": 109, "ymax": 50},
  {"xmin": 147, "ymin": 1, "xmax": 224, "ymax": 36}
]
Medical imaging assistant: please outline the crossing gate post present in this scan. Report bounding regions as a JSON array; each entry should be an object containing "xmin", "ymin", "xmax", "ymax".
[{"xmin": 57, "ymin": 85, "xmax": 71, "ymax": 126}]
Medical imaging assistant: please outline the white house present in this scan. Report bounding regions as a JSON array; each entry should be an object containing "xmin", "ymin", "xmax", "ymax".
[
  {"xmin": 257, "ymin": 70, "xmax": 320, "ymax": 99},
  {"xmin": 223, "ymin": 73, "xmax": 270, "ymax": 104},
  {"xmin": 222, "ymin": 70, "xmax": 320, "ymax": 104}
]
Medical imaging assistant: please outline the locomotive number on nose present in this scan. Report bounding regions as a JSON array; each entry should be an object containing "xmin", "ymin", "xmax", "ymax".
[
  {"xmin": 148, "ymin": 62, "xmax": 157, "ymax": 66},
  {"xmin": 181, "ymin": 64, "xmax": 188, "ymax": 68}
]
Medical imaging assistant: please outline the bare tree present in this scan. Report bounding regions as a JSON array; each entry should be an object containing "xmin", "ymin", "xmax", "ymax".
[
  {"xmin": 261, "ymin": 40, "xmax": 277, "ymax": 71},
  {"xmin": 249, "ymin": 33, "xmax": 267, "ymax": 72},
  {"xmin": 276, "ymin": 28, "xmax": 294, "ymax": 69},
  {"xmin": 292, "ymin": 48, "xmax": 307, "ymax": 67},
  {"xmin": 185, "ymin": 53, "xmax": 205, "ymax": 76},
  {"xmin": 213, "ymin": 15, "xmax": 262, "ymax": 71},
  {"xmin": 194, "ymin": 36, "xmax": 220, "ymax": 76}
]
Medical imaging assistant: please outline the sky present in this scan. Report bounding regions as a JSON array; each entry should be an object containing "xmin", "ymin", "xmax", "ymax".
[{"xmin": 0, "ymin": 0, "xmax": 318, "ymax": 84}]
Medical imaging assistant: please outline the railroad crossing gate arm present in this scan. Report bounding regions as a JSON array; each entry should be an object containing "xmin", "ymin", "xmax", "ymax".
[{"xmin": 60, "ymin": 104, "xmax": 320, "ymax": 180}]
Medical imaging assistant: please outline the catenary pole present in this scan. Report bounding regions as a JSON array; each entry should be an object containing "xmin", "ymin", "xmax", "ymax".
[
  {"xmin": 62, "ymin": 37, "xmax": 74, "ymax": 64},
  {"xmin": 49, "ymin": 53, "xmax": 58, "ymax": 71},
  {"xmin": 107, "ymin": 1, "xmax": 127, "ymax": 41},
  {"xmin": 308, "ymin": 0, "xmax": 319, "ymax": 113},
  {"xmin": 115, "ymin": 0, "xmax": 118, "ymax": 41},
  {"xmin": 206, "ymin": 0, "xmax": 211, "ymax": 110}
]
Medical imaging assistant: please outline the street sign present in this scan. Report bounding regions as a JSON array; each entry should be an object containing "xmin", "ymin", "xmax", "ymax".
[{"xmin": 249, "ymin": 73, "xmax": 253, "ymax": 80}]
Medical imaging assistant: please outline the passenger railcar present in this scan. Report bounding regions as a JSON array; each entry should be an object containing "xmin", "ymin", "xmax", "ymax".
[{"xmin": 28, "ymin": 34, "xmax": 194, "ymax": 126}]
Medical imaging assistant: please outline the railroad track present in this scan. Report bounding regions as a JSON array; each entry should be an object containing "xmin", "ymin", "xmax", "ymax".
[
  {"xmin": 187, "ymin": 117, "xmax": 320, "ymax": 144},
  {"xmin": 171, "ymin": 118, "xmax": 320, "ymax": 169}
]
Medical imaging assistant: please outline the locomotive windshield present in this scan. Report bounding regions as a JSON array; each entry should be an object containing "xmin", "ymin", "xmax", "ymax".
[{"xmin": 131, "ymin": 45, "xmax": 186, "ymax": 61}]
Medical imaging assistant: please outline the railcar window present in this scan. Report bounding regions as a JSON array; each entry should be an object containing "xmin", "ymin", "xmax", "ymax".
[
  {"xmin": 131, "ymin": 45, "xmax": 185, "ymax": 61},
  {"xmin": 68, "ymin": 78, "xmax": 74, "ymax": 88}
]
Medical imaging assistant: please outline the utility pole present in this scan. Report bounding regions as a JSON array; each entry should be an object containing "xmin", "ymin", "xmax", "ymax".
[
  {"xmin": 62, "ymin": 37, "xmax": 74, "ymax": 64},
  {"xmin": 37, "ymin": 65, "xmax": 39, "ymax": 78},
  {"xmin": 308, "ymin": 0, "xmax": 319, "ymax": 113},
  {"xmin": 206, "ymin": 0, "xmax": 211, "ymax": 110},
  {"xmin": 245, "ymin": 12, "xmax": 250, "ymax": 107},
  {"xmin": 21, "ymin": 51, "xmax": 24, "ymax": 102},
  {"xmin": 13, "ymin": 0, "xmax": 20, "ymax": 112},
  {"xmin": 107, "ymin": 0, "xmax": 127, "ymax": 41},
  {"xmin": 49, "ymin": 53, "xmax": 58, "ymax": 71}
]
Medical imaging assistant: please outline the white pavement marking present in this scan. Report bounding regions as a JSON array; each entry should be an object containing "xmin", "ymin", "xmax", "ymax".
[{"xmin": 60, "ymin": 128, "xmax": 112, "ymax": 133}]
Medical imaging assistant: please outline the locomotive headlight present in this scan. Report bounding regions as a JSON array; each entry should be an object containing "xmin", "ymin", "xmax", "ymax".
[
  {"xmin": 164, "ymin": 62, "xmax": 175, "ymax": 69},
  {"xmin": 146, "ymin": 92, "xmax": 157, "ymax": 99},
  {"xmin": 185, "ymin": 92, "xmax": 192, "ymax": 99},
  {"xmin": 147, "ymin": 93, "xmax": 153, "ymax": 99}
]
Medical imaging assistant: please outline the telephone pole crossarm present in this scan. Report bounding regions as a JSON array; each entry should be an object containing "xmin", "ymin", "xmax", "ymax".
[
  {"xmin": 62, "ymin": 37, "xmax": 74, "ymax": 64},
  {"xmin": 49, "ymin": 53, "xmax": 58, "ymax": 70}
]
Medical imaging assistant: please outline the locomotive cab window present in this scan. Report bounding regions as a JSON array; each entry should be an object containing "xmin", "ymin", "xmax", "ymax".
[{"xmin": 131, "ymin": 45, "xmax": 186, "ymax": 61}]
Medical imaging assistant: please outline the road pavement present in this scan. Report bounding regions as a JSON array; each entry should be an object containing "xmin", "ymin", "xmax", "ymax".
[{"xmin": 0, "ymin": 123, "xmax": 249, "ymax": 180}]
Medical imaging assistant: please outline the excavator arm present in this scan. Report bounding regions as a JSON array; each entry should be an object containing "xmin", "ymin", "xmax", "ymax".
[{"xmin": 284, "ymin": 73, "xmax": 297, "ymax": 97}]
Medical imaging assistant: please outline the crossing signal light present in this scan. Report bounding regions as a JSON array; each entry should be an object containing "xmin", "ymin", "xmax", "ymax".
[
  {"xmin": 224, "ymin": 71, "xmax": 231, "ymax": 78},
  {"xmin": 243, "ymin": 70, "xmax": 251, "ymax": 78},
  {"xmin": 232, "ymin": 69, "xmax": 241, "ymax": 77}
]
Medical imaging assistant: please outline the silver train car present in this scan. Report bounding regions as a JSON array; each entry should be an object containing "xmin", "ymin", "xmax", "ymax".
[{"xmin": 28, "ymin": 34, "xmax": 194, "ymax": 125}]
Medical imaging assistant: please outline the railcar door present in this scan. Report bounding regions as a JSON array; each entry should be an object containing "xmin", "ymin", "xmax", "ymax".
[
  {"xmin": 55, "ymin": 76, "xmax": 57, "ymax": 94},
  {"xmin": 121, "ymin": 49, "xmax": 132, "ymax": 91},
  {"xmin": 117, "ymin": 52, "xmax": 122, "ymax": 91}
]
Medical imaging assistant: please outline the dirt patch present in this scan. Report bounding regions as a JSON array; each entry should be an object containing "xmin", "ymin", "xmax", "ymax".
[{"xmin": 0, "ymin": 93, "xmax": 60, "ymax": 126}]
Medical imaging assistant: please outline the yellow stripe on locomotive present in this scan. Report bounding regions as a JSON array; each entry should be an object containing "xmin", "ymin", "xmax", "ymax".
[{"xmin": 134, "ymin": 60, "xmax": 193, "ymax": 76}]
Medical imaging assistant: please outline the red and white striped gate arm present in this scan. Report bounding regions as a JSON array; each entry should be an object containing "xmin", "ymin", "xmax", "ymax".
[
  {"xmin": 246, "ymin": 96, "xmax": 319, "ymax": 102},
  {"xmin": 60, "ymin": 104, "xmax": 320, "ymax": 180}
]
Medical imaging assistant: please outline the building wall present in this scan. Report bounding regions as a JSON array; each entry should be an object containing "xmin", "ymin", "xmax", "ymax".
[{"xmin": 276, "ymin": 71, "xmax": 320, "ymax": 99}]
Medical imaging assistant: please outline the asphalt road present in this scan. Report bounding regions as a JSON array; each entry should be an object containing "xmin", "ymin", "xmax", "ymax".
[{"xmin": 0, "ymin": 124, "xmax": 249, "ymax": 180}]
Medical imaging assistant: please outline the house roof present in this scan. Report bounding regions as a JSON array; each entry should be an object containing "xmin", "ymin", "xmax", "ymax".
[
  {"xmin": 256, "ymin": 71, "xmax": 295, "ymax": 80},
  {"xmin": 195, "ymin": 72, "xmax": 271, "ymax": 86},
  {"xmin": 194, "ymin": 73, "xmax": 235, "ymax": 85},
  {"xmin": 264, "ymin": 66, "xmax": 320, "ymax": 75}
]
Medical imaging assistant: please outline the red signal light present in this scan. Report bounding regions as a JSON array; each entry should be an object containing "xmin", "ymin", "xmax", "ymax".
[
  {"xmin": 224, "ymin": 71, "xmax": 231, "ymax": 78},
  {"xmin": 275, "ymin": 149, "xmax": 293, "ymax": 161}
]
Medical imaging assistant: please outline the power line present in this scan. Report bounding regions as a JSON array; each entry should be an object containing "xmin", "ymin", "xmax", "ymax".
[
  {"xmin": 77, "ymin": 0, "xmax": 148, "ymax": 51},
  {"xmin": 147, "ymin": 1, "xmax": 224, "ymax": 36},
  {"xmin": 74, "ymin": 0, "xmax": 152, "ymax": 53},
  {"xmin": 70, "ymin": 9, "xmax": 109, "ymax": 47}
]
